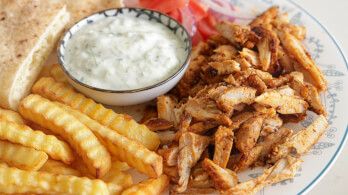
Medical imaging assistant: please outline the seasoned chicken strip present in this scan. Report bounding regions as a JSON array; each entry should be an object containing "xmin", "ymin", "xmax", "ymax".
[
  {"xmin": 157, "ymin": 130, "xmax": 175, "ymax": 145},
  {"xmin": 278, "ymin": 46, "xmax": 295, "ymax": 73},
  {"xmin": 249, "ymin": 6, "xmax": 279, "ymax": 28},
  {"xmin": 188, "ymin": 121, "xmax": 217, "ymax": 134},
  {"xmin": 306, "ymin": 83, "xmax": 327, "ymax": 116},
  {"xmin": 217, "ymin": 86, "xmax": 257, "ymax": 113},
  {"xmin": 202, "ymin": 158, "xmax": 239, "ymax": 191},
  {"xmin": 290, "ymin": 71, "xmax": 309, "ymax": 99},
  {"xmin": 185, "ymin": 98, "xmax": 232, "ymax": 126},
  {"xmin": 144, "ymin": 118, "xmax": 173, "ymax": 131},
  {"xmin": 209, "ymin": 45, "xmax": 238, "ymax": 62},
  {"xmin": 157, "ymin": 95, "xmax": 178, "ymax": 126},
  {"xmin": 268, "ymin": 115, "xmax": 328, "ymax": 163},
  {"xmin": 215, "ymin": 21, "xmax": 260, "ymax": 49},
  {"xmin": 277, "ymin": 29, "xmax": 327, "ymax": 91},
  {"xmin": 213, "ymin": 126, "xmax": 234, "ymax": 168},
  {"xmin": 233, "ymin": 145, "xmax": 263, "ymax": 172},
  {"xmin": 158, "ymin": 145, "xmax": 179, "ymax": 167},
  {"xmin": 238, "ymin": 48, "xmax": 260, "ymax": 69},
  {"xmin": 223, "ymin": 156, "xmax": 302, "ymax": 195},
  {"xmin": 202, "ymin": 60, "xmax": 240, "ymax": 78},
  {"xmin": 235, "ymin": 116, "xmax": 265, "ymax": 153},
  {"xmin": 175, "ymin": 133, "xmax": 211, "ymax": 193},
  {"xmin": 252, "ymin": 25, "xmax": 280, "ymax": 75},
  {"xmin": 255, "ymin": 90, "xmax": 309, "ymax": 114},
  {"xmin": 230, "ymin": 111, "xmax": 254, "ymax": 130}
]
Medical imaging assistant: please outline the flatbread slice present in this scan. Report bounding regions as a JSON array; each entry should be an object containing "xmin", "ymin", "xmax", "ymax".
[{"xmin": 0, "ymin": 0, "xmax": 70, "ymax": 110}]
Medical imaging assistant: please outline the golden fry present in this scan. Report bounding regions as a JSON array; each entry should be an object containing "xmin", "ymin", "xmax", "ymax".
[
  {"xmin": 121, "ymin": 175, "xmax": 170, "ymax": 195},
  {"xmin": 19, "ymin": 94, "xmax": 111, "ymax": 178},
  {"xmin": 32, "ymin": 77, "xmax": 160, "ymax": 151},
  {"xmin": 49, "ymin": 63, "xmax": 69, "ymax": 84},
  {"xmin": 0, "ymin": 140, "xmax": 47, "ymax": 171},
  {"xmin": 55, "ymin": 102, "xmax": 162, "ymax": 178},
  {"xmin": 0, "ymin": 107, "xmax": 27, "ymax": 125},
  {"xmin": 40, "ymin": 159, "xmax": 81, "ymax": 176},
  {"xmin": 0, "ymin": 166, "xmax": 109, "ymax": 195},
  {"xmin": 0, "ymin": 119, "xmax": 74, "ymax": 164},
  {"xmin": 102, "ymin": 166, "xmax": 133, "ymax": 188}
]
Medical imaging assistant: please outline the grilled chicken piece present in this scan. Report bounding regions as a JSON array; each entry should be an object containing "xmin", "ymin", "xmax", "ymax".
[
  {"xmin": 217, "ymin": 86, "xmax": 257, "ymax": 114},
  {"xmin": 223, "ymin": 156, "xmax": 302, "ymax": 195},
  {"xmin": 264, "ymin": 74, "xmax": 291, "ymax": 88},
  {"xmin": 191, "ymin": 42, "xmax": 211, "ymax": 60},
  {"xmin": 202, "ymin": 60, "xmax": 240, "ymax": 83},
  {"xmin": 140, "ymin": 105, "xmax": 158, "ymax": 124},
  {"xmin": 163, "ymin": 165, "xmax": 179, "ymax": 183},
  {"xmin": 278, "ymin": 46, "xmax": 295, "ymax": 73},
  {"xmin": 306, "ymin": 83, "xmax": 327, "ymax": 116},
  {"xmin": 282, "ymin": 23, "xmax": 307, "ymax": 41},
  {"xmin": 260, "ymin": 114, "xmax": 283, "ymax": 136},
  {"xmin": 144, "ymin": 118, "xmax": 173, "ymax": 131},
  {"xmin": 290, "ymin": 71, "xmax": 309, "ymax": 99},
  {"xmin": 174, "ymin": 55, "xmax": 207, "ymax": 98},
  {"xmin": 174, "ymin": 114, "xmax": 193, "ymax": 142},
  {"xmin": 215, "ymin": 21, "xmax": 260, "ymax": 49},
  {"xmin": 274, "ymin": 85, "xmax": 295, "ymax": 97},
  {"xmin": 235, "ymin": 69, "xmax": 273, "ymax": 84},
  {"xmin": 171, "ymin": 188, "xmax": 215, "ymax": 195},
  {"xmin": 206, "ymin": 34, "xmax": 231, "ymax": 49},
  {"xmin": 158, "ymin": 145, "xmax": 179, "ymax": 166},
  {"xmin": 256, "ymin": 127, "xmax": 293, "ymax": 166},
  {"xmin": 246, "ymin": 74, "xmax": 267, "ymax": 95},
  {"xmin": 235, "ymin": 116, "xmax": 265, "ymax": 153},
  {"xmin": 157, "ymin": 95, "xmax": 178, "ymax": 125},
  {"xmin": 277, "ymin": 29, "xmax": 327, "ymax": 91},
  {"xmin": 253, "ymin": 103, "xmax": 276, "ymax": 118},
  {"xmin": 252, "ymin": 25, "xmax": 281, "ymax": 75},
  {"xmin": 255, "ymin": 90, "xmax": 308, "ymax": 114},
  {"xmin": 188, "ymin": 121, "xmax": 217, "ymax": 134},
  {"xmin": 268, "ymin": 115, "xmax": 328, "ymax": 163},
  {"xmin": 157, "ymin": 130, "xmax": 176, "ymax": 145},
  {"xmin": 209, "ymin": 45, "xmax": 238, "ymax": 62},
  {"xmin": 213, "ymin": 126, "xmax": 234, "ymax": 168},
  {"xmin": 185, "ymin": 98, "xmax": 232, "ymax": 126},
  {"xmin": 271, "ymin": 13, "xmax": 290, "ymax": 29},
  {"xmin": 189, "ymin": 165, "xmax": 214, "ymax": 189},
  {"xmin": 233, "ymin": 145, "xmax": 263, "ymax": 172},
  {"xmin": 238, "ymin": 48, "xmax": 260, "ymax": 69},
  {"xmin": 230, "ymin": 111, "xmax": 254, "ymax": 130},
  {"xmin": 175, "ymin": 133, "xmax": 211, "ymax": 192},
  {"xmin": 202, "ymin": 158, "xmax": 239, "ymax": 191},
  {"xmin": 249, "ymin": 6, "xmax": 279, "ymax": 28}
]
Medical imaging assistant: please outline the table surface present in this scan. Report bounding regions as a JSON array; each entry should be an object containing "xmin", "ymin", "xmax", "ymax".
[{"xmin": 290, "ymin": 0, "xmax": 348, "ymax": 194}]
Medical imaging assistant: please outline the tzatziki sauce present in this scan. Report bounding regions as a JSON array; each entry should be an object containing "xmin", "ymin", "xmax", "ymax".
[{"xmin": 65, "ymin": 16, "xmax": 186, "ymax": 90}]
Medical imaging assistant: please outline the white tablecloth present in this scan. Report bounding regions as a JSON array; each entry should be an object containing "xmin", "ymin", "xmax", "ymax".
[{"xmin": 291, "ymin": 0, "xmax": 348, "ymax": 194}]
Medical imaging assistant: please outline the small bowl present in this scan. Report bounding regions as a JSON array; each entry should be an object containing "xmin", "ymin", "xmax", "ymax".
[{"xmin": 58, "ymin": 8, "xmax": 191, "ymax": 106}]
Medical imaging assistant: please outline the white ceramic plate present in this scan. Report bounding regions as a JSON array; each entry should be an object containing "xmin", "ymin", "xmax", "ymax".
[{"xmin": 44, "ymin": 0, "xmax": 348, "ymax": 194}]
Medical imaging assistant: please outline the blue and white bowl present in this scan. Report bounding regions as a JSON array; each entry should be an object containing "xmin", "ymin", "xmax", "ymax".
[{"xmin": 58, "ymin": 8, "xmax": 192, "ymax": 106}]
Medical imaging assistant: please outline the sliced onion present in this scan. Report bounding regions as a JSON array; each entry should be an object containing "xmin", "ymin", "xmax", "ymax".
[
  {"xmin": 199, "ymin": 0, "xmax": 255, "ymax": 21},
  {"xmin": 178, "ymin": 6, "xmax": 197, "ymax": 37}
]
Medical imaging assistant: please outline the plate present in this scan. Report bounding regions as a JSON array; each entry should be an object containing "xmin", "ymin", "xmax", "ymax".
[{"xmin": 44, "ymin": 0, "xmax": 348, "ymax": 194}]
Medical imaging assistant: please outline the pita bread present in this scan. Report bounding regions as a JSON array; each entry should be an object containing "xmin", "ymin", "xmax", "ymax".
[
  {"xmin": 55, "ymin": 0, "xmax": 123, "ymax": 28},
  {"xmin": 0, "ymin": 0, "xmax": 70, "ymax": 110}
]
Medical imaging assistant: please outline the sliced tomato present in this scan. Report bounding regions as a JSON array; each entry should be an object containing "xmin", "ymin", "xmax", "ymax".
[
  {"xmin": 139, "ymin": 0, "xmax": 159, "ymax": 8},
  {"xmin": 168, "ymin": 9, "xmax": 182, "ymax": 23},
  {"xmin": 178, "ymin": 6, "xmax": 197, "ymax": 37},
  {"xmin": 192, "ymin": 30, "xmax": 204, "ymax": 46},
  {"xmin": 197, "ymin": 12, "xmax": 218, "ymax": 39},
  {"xmin": 146, "ymin": 0, "xmax": 189, "ymax": 14},
  {"xmin": 189, "ymin": 0, "xmax": 209, "ymax": 22}
]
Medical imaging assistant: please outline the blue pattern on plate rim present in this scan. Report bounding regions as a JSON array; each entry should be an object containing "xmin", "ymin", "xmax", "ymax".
[{"xmin": 230, "ymin": 0, "xmax": 348, "ymax": 194}]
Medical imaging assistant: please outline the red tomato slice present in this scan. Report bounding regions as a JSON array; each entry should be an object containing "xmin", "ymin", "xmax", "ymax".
[
  {"xmin": 146, "ymin": 0, "xmax": 189, "ymax": 14},
  {"xmin": 189, "ymin": 0, "xmax": 209, "ymax": 22},
  {"xmin": 168, "ymin": 9, "xmax": 182, "ymax": 23},
  {"xmin": 139, "ymin": 0, "xmax": 159, "ymax": 8},
  {"xmin": 197, "ymin": 12, "xmax": 218, "ymax": 39},
  {"xmin": 192, "ymin": 30, "xmax": 204, "ymax": 46}
]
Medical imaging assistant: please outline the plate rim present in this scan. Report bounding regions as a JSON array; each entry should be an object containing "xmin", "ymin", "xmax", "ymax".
[{"xmin": 284, "ymin": 0, "xmax": 348, "ymax": 194}]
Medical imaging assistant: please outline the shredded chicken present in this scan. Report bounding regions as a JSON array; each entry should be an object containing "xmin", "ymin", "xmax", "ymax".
[
  {"xmin": 158, "ymin": 145, "xmax": 179, "ymax": 166},
  {"xmin": 249, "ymin": 6, "xmax": 279, "ymax": 28},
  {"xmin": 175, "ymin": 133, "xmax": 211, "ymax": 192},
  {"xmin": 217, "ymin": 86, "xmax": 257, "ymax": 113},
  {"xmin": 215, "ymin": 21, "xmax": 260, "ymax": 49},
  {"xmin": 223, "ymin": 156, "xmax": 303, "ymax": 195},
  {"xmin": 255, "ymin": 90, "xmax": 309, "ymax": 114},
  {"xmin": 235, "ymin": 116, "xmax": 265, "ymax": 153},
  {"xmin": 213, "ymin": 126, "xmax": 234, "ymax": 168},
  {"xmin": 202, "ymin": 158, "xmax": 239, "ymax": 191}
]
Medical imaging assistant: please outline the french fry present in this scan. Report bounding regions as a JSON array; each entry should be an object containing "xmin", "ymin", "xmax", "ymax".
[
  {"xmin": 32, "ymin": 77, "xmax": 160, "ymax": 151},
  {"xmin": 102, "ymin": 166, "xmax": 133, "ymax": 188},
  {"xmin": 121, "ymin": 175, "xmax": 170, "ymax": 195},
  {"xmin": 55, "ymin": 101, "xmax": 163, "ymax": 178},
  {"xmin": 0, "ymin": 140, "xmax": 47, "ymax": 171},
  {"xmin": 40, "ymin": 159, "xmax": 81, "ymax": 176},
  {"xmin": 0, "ymin": 166, "xmax": 109, "ymax": 195},
  {"xmin": 0, "ymin": 119, "xmax": 74, "ymax": 164},
  {"xmin": 0, "ymin": 107, "xmax": 27, "ymax": 125},
  {"xmin": 19, "ymin": 94, "xmax": 111, "ymax": 178},
  {"xmin": 111, "ymin": 159, "xmax": 131, "ymax": 171},
  {"xmin": 108, "ymin": 183, "xmax": 124, "ymax": 195},
  {"xmin": 49, "ymin": 63, "xmax": 69, "ymax": 84}
]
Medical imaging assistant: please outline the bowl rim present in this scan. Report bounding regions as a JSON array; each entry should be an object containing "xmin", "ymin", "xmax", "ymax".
[{"xmin": 57, "ymin": 7, "xmax": 192, "ymax": 94}]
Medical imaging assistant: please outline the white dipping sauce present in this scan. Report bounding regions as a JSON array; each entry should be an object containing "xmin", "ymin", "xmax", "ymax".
[{"xmin": 65, "ymin": 16, "xmax": 186, "ymax": 90}]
